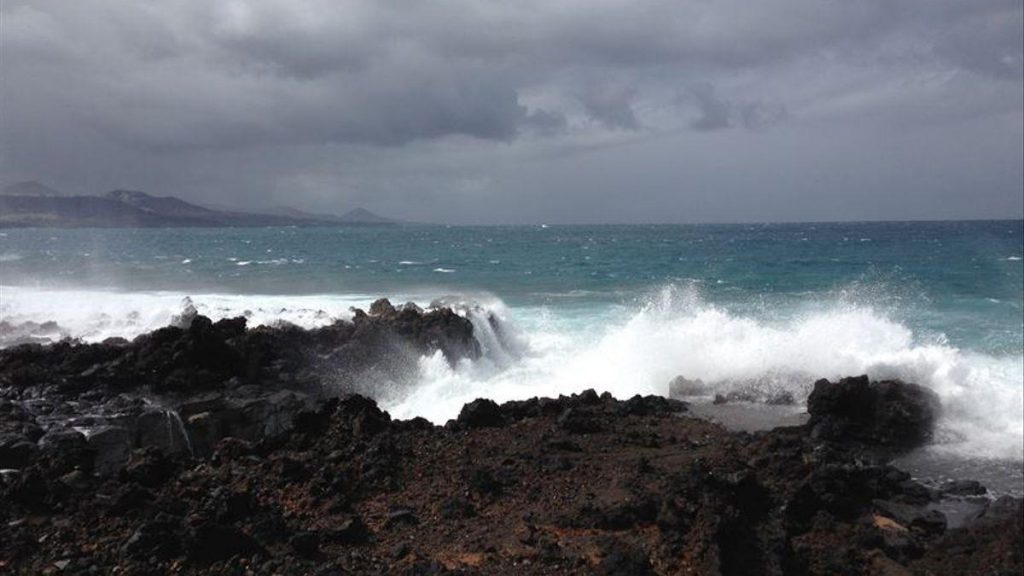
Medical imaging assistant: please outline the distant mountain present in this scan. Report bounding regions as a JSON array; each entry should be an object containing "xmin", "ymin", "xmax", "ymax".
[
  {"xmin": 0, "ymin": 184, "xmax": 400, "ymax": 228},
  {"xmin": 265, "ymin": 205, "xmax": 398, "ymax": 225},
  {"xmin": 336, "ymin": 207, "xmax": 395, "ymax": 224},
  {"xmin": 106, "ymin": 189, "xmax": 222, "ymax": 220},
  {"xmin": 2, "ymin": 181, "xmax": 64, "ymax": 197}
]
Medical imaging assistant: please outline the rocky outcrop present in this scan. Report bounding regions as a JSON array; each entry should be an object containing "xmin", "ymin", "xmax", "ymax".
[
  {"xmin": 0, "ymin": 390, "xmax": 1017, "ymax": 575},
  {"xmin": 0, "ymin": 300, "xmax": 479, "ymax": 474},
  {"xmin": 807, "ymin": 375, "xmax": 941, "ymax": 453}
]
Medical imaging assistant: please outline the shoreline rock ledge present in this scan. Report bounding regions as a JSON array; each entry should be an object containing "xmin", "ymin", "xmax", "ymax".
[
  {"xmin": 0, "ymin": 353, "xmax": 1020, "ymax": 575},
  {"xmin": 0, "ymin": 299, "xmax": 482, "ymax": 473}
]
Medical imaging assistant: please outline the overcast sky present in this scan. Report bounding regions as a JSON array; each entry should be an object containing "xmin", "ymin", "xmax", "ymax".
[{"xmin": 1, "ymin": 0, "xmax": 1021, "ymax": 224}]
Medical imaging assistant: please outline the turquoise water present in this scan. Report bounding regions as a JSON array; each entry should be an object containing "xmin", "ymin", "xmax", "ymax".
[
  {"xmin": 1, "ymin": 221, "xmax": 1022, "ymax": 468},
  {"xmin": 2, "ymin": 221, "xmax": 1021, "ymax": 352}
]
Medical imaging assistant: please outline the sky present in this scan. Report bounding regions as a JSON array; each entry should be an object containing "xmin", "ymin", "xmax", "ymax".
[{"xmin": 1, "ymin": 0, "xmax": 1022, "ymax": 224}]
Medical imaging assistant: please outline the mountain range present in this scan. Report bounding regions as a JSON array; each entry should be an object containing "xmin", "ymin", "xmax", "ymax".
[{"xmin": 0, "ymin": 182, "xmax": 397, "ymax": 228}]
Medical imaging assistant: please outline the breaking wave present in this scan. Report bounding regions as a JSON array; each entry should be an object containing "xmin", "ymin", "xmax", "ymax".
[
  {"xmin": 2, "ymin": 283, "xmax": 1021, "ymax": 461},
  {"xmin": 0, "ymin": 286, "xmax": 373, "ymax": 345},
  {"xmin": 388, "ymin": 285, "xmax": 1024, "ymax": 461}
]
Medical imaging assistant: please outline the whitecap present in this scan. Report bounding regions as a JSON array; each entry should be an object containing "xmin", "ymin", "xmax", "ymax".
[
  {"xmin": 0, "ymin": 286, "xmax": 377, "ymax": 345},
  {"xmin": 1007, "ymin": 256, "xmax": 1022, "ymax": 261},
  {"xmin": 384, "ymin": 285, "xmax": 1024, "ymax": 463},
  {"xmin": 433, "ymin": 268, "xmax": 455, "ymax": 273}
]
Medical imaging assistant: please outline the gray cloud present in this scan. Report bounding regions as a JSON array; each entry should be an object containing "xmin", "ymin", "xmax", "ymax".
[
  {"xmin": 0, "ymin": 0, "xmax": 1021, "ymax": 222},
  {"xmin": 688, "ymin": 84, "xmax": 733, "ymax": 131},
  {"xmin": 578, "ymin": 84, "xmax": 640, "ymax": 130}
]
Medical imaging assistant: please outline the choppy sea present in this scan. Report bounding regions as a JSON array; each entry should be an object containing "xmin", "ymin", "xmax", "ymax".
[{"xmin": 2, "ymin": 221, "xmax": 1022, "ymax": 492}]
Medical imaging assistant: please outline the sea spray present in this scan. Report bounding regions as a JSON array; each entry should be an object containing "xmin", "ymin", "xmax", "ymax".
[
  {"xmin": 386, "ymin": 286, "xmax": 1024, "ymax": 461},
  {"xmin": 0, "ymin": 286, "xmax": 370, "ymax": 343},
  {"xmin": 2, "ymin": 283, "xmax": 1021, "ymax": 462},
  {"xmin": 165, "ymin": 409, "xmax": 194, "ymax": 457}
]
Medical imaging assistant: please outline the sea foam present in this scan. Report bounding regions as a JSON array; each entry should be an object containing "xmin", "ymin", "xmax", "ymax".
[
  {"xmin": 386, "ymin": 285, "xmax": 1024, "ymax": 461},
  {"xmin": 0, "ymin": 286, "xmax": 372, "ymax": 344},
  {"xmin": 2, "ymin": 283, "xmax": 1021, "ymax": 461}
]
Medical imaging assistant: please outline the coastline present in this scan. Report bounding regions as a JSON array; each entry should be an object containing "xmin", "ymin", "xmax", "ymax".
[{"xmin": 1, "ymin": 303, "xmax": 1020, "ymax": 574}]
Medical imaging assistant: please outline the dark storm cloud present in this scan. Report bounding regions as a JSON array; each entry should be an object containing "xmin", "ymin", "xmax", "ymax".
[{"xmin": 0, "ymin": 0, "xmax": 1021, "ymax": 222}]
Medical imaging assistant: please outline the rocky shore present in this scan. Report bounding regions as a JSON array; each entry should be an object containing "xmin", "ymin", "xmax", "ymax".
[{"xmin": 0, "ymin": 302, "xmax": 1020, "ymax": 575}]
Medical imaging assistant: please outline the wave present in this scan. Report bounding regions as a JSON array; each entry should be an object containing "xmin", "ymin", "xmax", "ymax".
[
  {"xmin": 2, "ymin": 283, "xmax": 1021, "ymax": 461},
  {"xmin": 385, "ymin": 285, "xmax": 1024, "ymax": 461},
  {"xmin": 0, "ymin": 286, "xmax": 376, "ymax": 345}
]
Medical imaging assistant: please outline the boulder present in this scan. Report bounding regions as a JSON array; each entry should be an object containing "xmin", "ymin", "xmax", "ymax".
[
  {"xmin": 369, "ymin": 298, "xmax": 397, "ymax": 316},
  {"xmin": 37, "ymin": 427, "xmax": 93, "ymax": 472},
  {"xmin": 668, "ymin": 376, "xmax": 709, "ymax": 397},
  {"xmin": 134, "ymin": 409, "xmax": 193, "ymax": 455},
  {"xmin": 456, "ymin": 399, "xmax": 504, "ymax": 429},
  {"xmin": 807, "ymin": 376, "xmax": 940, "ymax": 452},
  {"xmin": 84, "ymin": 425, "xmax": 132, "ymax": 475}
]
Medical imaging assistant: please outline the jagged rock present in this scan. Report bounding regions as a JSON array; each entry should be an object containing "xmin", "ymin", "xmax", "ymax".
[
  {"xmin": 134, "ymin": 409, "xmax": 192, "ymax": 455},
  {"xmin": 668, "ymin": 375, "xmax": 709, "ymax": 397},
  {"xmin": 369, "ymin": 298, "xmax": 397, "ymax": 316},
  {"xmin": 456, "ymin": 399, "xmax": 504, "ymax": 429},
  {"xmin": 807, "ymin": 376, "xmax": 941, "ymax": 451},
  {"xmin": 84, "ymin": 425, "xmax": 132, "ymax": 474},
  {"xmin": 874, "ymin": 499, "xmax": 947, "ymax": 535},
  {"xmin": 36, "ymin": 428, "xmax": 93, "ymax": 472}
]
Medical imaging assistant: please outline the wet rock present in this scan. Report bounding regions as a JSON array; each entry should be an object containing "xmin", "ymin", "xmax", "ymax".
[
  {"xmin": 668, "ymin": 375, "xmax": 709, "ymax": 397},
  {"xmin": 184, "ymin": 412, "xmax": 221, "ymax": 457},
  {"xmin": 37, "ymin": 428, "xmax": 93, "ymax": 472},
  {"xmin": 617, "ymin": 394, "xmax": 688, "ymax": 417},
  {"xmin": 874, "ymin": 499, "xmax": 948, "ymax": 535},
  {"xmin": 134, "ymin": 409, "xmax": 192, "ymax": 456},
  {"xmin": 457, "ymin": 399, "xmax": 504, "ymax": 429},
  {"xmin": 369, "ymin": 298, "xmax": 397, "ymax": 316},
  {"xmin": 807, "ymin": 376, "xmax": 940, "ymax": 452},
  {"xmin": 84, "ymin": 425, "xmax": 132, "ymax": 475},
  {"xmin": 940, "ymin": 480, "xmax": 987, "ymax": 497}
]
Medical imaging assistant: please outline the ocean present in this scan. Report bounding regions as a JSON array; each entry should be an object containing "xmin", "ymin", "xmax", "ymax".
[{"xmin": 1, "ymin": 221, "xmax": 1022, "ymax": 489}]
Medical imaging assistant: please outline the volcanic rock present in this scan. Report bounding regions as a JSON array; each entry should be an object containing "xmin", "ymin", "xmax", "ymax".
[{"xmin": 807, "ymin": 375, "xmax": 941, "ymax": 452}]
